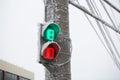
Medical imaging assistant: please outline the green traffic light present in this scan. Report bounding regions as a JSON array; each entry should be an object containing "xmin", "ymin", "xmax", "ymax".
[
  {"xmin": 44, "ymin": 23, "xmax": 61, "ymax": 41},
  {"xmin": 45, "ymin": 28, "xmax": 55, "ymax": 41}
]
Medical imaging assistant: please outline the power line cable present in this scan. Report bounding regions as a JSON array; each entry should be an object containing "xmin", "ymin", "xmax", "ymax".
[
  {"xmin": 87, "ymin": 0, "xmax": 114, "ymax": 59},
  {"xmin": 109, "ymin": 2, "xmax": 120, "ymax": 43},
  {"xmin": 99, "ymin": 0, "xmax": 120, "ymax": 61},
  {"xmin": 84, "ymin": 13, "xmax": 112, "ymax": 58},
  {"xmin": 73, "ymin": 0, "xmax": 115, "ymax": 66},
  {"xmin": 75, "ymin": 0, "xmax": 116, "ymax": 64},
  {"xmin": 91, "ymin": 0, "xmax": 120, "ymax": 64},
  {"xmin": 110, "ymin": 8, "xmax": 118, "ymax": 28},
  {"xmin": 70, "ymin": 0, "xmax": 120, "ymax": 70},
  {"xmin": 74, "ymin": 0, "xmax": 112, "ymax": 59},
  {"xmin": 75, "ymin": 0, "xmax": 120, "ymax": 70},
  {"xmin": 94, "ymin": 0, "xmax": 120, "ymax": 69},
  {"xmin": 89, "ymin": 0, "xmax": 120, "ymax": 70},
  {"xmin": 99, "ymin": 0, "xmax": 120, "ymax": 43},
  {"xmin": 103, "ymin": 0, "xmax": 120, "ymax": 13},
  {"xmin": 69, "ymin": 1, "xmax": 120, "ymax": 34},
  {"xmin": 87, "ymin": 0, "xmax": 120, "ymax": 70},
  {"xmin": 99, "ymin": 0, "xmax": 117, "ymax": 29}
]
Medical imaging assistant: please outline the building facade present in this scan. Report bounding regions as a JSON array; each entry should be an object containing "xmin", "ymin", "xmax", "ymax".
[{"xmin": 0, "ymin": 60, "xmax": 34, "ymax": 80}]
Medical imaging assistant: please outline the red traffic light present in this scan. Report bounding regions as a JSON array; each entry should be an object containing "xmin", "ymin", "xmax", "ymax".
[
  {"xmin": 41, "ymin": 42, "xmax": 60, "ymax": 61},
  {"xmin": 43, "ymin": 47, "xmax": 55, "ymax": 60}
]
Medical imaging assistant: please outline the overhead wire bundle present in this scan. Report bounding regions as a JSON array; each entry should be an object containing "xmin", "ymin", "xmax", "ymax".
[{"xmin": 70, "ymin": 0, "xmax": 120, "ymax": 71}]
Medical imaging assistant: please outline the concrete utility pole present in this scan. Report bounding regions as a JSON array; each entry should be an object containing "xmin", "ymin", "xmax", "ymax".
[{"xmin": 44, "ymin": 0, "xmax": 71, "ymax": 80}]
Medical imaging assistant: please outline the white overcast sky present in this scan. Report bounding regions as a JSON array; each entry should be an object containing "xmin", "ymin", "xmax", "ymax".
[{"xmin": 0, "ymin": 0, "xmax": 120, "ymax": 80}]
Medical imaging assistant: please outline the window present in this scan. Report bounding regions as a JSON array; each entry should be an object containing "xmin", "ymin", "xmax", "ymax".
[
  {"xmin": 0, "ymin": 70, "xmax": 3, "ymax": 80},
  {"xmin": 0, "ymin": 60, "xmax": 33, "ymax": 80},
  {"xmin": 0, "ymin": 70, "xmax": 30, "ymax": 80},
  {"xmin": 6, "ymin": 72, "xmax": 17, "ymax": 80},
  {"xmin": 19, "ymin": 77, "xmax": 30, "ymax": 80}
]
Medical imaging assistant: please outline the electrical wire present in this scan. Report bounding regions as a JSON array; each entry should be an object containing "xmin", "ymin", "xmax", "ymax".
[
  {"xmin": 75, "ymin": 0, "xmax": 119, "ymax": 66},
  {"xmin": 110, "ymin": 8, "xmax": 118, "ymax": 28},
  {"xmin": 75, "ymin": 0, "xmax": 114, "ymax": 64},
  {"xmin": 74, "ymin": 0, "xmax": 112, "ymax": 58},
  {"xmin": 70, "ymin": 0, "xmax": 120, "ymax": 71},
  {"xmin": 88, "ymin": 0, "xmax": 120, "ymax": 70},
  {"xmin": 87, "ymin": 0, "xmax": 120, "ymax": 70},
  {"xmin": 84, "ymin": 13, "xmax": 112, "ymax": 57},
  {"xmin": 99, "ymin": 0, "xmax": 117, "ymax": 29},
  {"xmin": 73, "ymin": 0, "xmax": 120, "ymax": 69},
  {"xmin": 69, "ymin": 1, "xmax": 120, "ymax": 34},
  {"xmin": 86, "ymin": 0, "xmax": 114, "ymax": 58},
  {"xmin": 99, "ymin": 0, "xmax": 120, "ymax": 61},
  {"xmin": 99, "ymin": 0, "xmax": 120, "ymax": 43},
  {"xmin": 110, "ymin": 3, "xmax": 120, "ymax": 44},
  {"xmin": 103, "ymin": 0, "xmax": 120, "ymax": 13},
  {"xmin": 91, "ymin": 0, "xmax": 120, "ymax": 67}
]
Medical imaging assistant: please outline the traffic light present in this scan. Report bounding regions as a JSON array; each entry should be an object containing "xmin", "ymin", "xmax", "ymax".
[
  {"xmin": 40, "ymin": 22, "xmax": 61, "ymax": 63},
  {"xmin": 41, "ymin": 22, "xmax": 61, "ymax": 41},
  {"xmin": 41, "ymin": 42, "xmax": 60, "ymax": 61}
]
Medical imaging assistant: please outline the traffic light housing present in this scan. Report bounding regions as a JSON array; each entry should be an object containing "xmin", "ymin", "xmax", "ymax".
[{"xmin": 39, "ymin": 22, "xmax": 61, "ymax": 63}]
